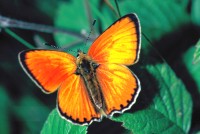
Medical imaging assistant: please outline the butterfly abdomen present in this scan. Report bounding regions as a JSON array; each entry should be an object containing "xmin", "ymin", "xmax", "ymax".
[{"xmin": 76, "ymin": 51, "xmax": 106, "ymax": 114}]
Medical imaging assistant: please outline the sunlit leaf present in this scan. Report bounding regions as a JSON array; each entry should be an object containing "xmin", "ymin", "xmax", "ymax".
[
  {"xmin": 114, "ymin": 109, "xmax": 184, "ymax": 134},
  {"xmin": 183, "ymin": 44, "xmax": 200, "ymax": 92},
  {"xmin": 41, "ymin": 109, "xmax": 87, "ymax": 134},
  {"xmin": 193, "ymin": 39, "xmax": 200, "ymax": 64}
]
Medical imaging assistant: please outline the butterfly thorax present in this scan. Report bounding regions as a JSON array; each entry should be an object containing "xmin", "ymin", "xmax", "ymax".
[{"xmin": 76, "ymin": 51, "xmax": 106, "ymax": 113}]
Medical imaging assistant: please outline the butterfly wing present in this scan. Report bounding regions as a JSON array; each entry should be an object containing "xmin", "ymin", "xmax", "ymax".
[
  {"xmin": 96, "ymin": 64, "xmax": 140, "ymax": 115},
  {"xmin": 88, "ymin": 13, "xmax": 141, "ymax": 115},
  {"xmin": 88, "ymin": 13, "xmax": 141, "ymax": 65},
  {"xmin": 19, "ymin": 49, "xmax": 101, "ymax": 125},
  {"xmin": 58, "ymin": 74, "xmax": 101, "ymax": 125},
  {"xmin": 18, "ymin": 49, "xmax": 76, "ymax": 93}
]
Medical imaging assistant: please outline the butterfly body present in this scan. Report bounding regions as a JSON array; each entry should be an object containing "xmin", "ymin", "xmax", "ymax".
[
  {"xmin": 18, "ymin": 13, "xmax": 141, "ymax": 125},
  {"xmin": 75, "ymin": 50, "xmax": 106, "ymax": 113}
]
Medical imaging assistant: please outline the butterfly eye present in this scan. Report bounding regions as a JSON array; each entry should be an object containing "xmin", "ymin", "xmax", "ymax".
[
  {"xmin": 77, "ymin": 54, "xmax": 79, "ymax": 57},
  {"xmin": 75, "ymin": 68, "xmax": 80, "ymax": 75}
]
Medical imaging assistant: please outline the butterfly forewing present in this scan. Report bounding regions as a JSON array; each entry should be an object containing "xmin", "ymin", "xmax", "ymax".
[
  {"xmin": 19, "ymin": 50, "xmax": 76, "ymax": 93},
  {"xmin": 88, "ymin": 13, "xmax": 141, "ymax": 65}
]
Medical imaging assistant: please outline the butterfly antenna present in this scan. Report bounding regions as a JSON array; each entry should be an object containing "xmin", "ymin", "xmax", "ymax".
[
  {"xmin": 114, "ymin": 0, "xmax": 121, "ymax": 17},
  {"xmin": 66, "ymin": 49, "xmax": 76, "ymax": 55},
  {"xmin": 43, "ymin": 42, "xmax": 77, "ymax": 54},
  {"xmin": 84, "ymin": 19, "xmax": 96, "ymax": 46},
  {"xmin": 44, "ymin": 42, "xmax": 60, "ymax": 49}
]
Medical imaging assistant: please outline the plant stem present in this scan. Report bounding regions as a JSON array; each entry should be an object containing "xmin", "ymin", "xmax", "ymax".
[{"xmin": 4, "ymin": 28, "xmax": 34, "ymax": 49}]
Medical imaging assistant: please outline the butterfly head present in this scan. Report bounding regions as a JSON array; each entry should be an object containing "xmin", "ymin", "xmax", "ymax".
[
  {"xmin": 75, "ymin": 50, "xmax": 99, "ymax": 75},
  {"xmin": 76, "ymin": 50, "xmax": 90, "ymax": 74},
  {"xmin": 76, "ymin": 50, "xmax": 87, "ymax": 65}
]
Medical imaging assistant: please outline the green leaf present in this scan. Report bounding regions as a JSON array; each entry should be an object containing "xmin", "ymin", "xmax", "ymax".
[
  {"xmin": 193, "ymin": 39, "xmax": 200, "ymax": 64},
  {"xmin": 113, "ymin": 63, "xmax": 192, "ymax": 133},
  {"xmin": 183, "ymin": 45, "xmax": 200, "ymax": 92},
  {"xmin": 191, "ymin": 0, "xmax": 200, "ymax": 26},
  {"xmin": 41, "ymin": 109, "xmax": 87, "ymax": 134},
  {"xmin": 146, "ymin": 64, "xmax": 192, "ymax": 132},
  {"xmin": 119, "ymin": 0, "xmax": 189, "ymax": 41},
  {"xmin": 14, "ymin": 96, "xmax": 50, "ymax": 134},
  {"xmin": 55, "ymin": 1, "xmax": 89, "ymax": 32},
  {"xmin": 114, "ymin": 109, "xmax": 184, "ymax": 134},
  {"xmin": 0, "ymin": 86, "xmax": 10, "ymax": 134}
]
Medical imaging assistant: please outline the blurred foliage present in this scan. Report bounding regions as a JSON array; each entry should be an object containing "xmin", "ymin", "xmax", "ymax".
[
  {"xmin": 0, "ymin": 0, "xmax": 200, "ymax": 134},
  {"xmin": 35, "ymin": 0, "xmax": 58, "ymax": 19},
  {"xmin": 0, "ymin": 86, "xmax": 11, "ymax": 134},
  {"xmin": 13, "ymin": 96, "xmax": 50, "ymax": 133}
]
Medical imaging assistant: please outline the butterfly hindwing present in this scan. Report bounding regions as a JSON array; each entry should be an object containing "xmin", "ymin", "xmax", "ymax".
[
  {"xmin": 96, "ymin": 64, "xmax": 140, "ymax": 115},
  {"xmin": 18, "ymin": 50, "xmax": 76, "ymax": 93},
  {"xmin": 88, "ymin": 13, "xmax": 141, "ymax": 65},
  {"xmin": 57, "ymin": 74, "xmax": 101, "ymax": 125}
]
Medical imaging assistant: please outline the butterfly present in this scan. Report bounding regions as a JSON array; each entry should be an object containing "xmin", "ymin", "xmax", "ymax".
[{"xmin": 18, "ymin": 13, "xmax": 141, "ymax": 125}]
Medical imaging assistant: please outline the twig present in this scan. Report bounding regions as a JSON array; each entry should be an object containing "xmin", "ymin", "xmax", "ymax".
[{"xmin": 0, "ymin": 15, "xmax": 90, "ymax": 40}]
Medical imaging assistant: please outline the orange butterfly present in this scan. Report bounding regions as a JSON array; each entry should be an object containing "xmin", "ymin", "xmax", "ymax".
[{"xmin": 18, "ymin": 13, "xmax": 141, "ymax": 125}]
